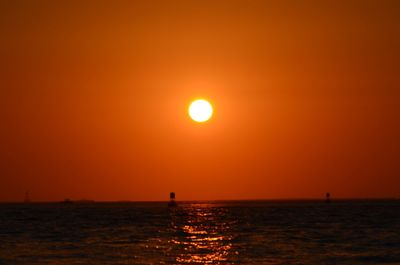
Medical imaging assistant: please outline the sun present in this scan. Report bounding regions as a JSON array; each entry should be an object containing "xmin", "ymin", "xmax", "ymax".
[{"xmin": 188, "ymin": 99, "xmax": 213, "ymax": 123}]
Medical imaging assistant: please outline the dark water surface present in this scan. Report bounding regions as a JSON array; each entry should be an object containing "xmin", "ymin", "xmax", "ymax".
[{"xmin": 0, "ymin": 200, "xmax": 399, "ymax": 264}]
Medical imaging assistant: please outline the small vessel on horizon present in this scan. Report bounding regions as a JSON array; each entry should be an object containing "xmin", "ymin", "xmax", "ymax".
[
  {"xmin": 60, "ymin": 198, "xmax": 74, "ymax": 204},
  {"xmin": 59, "ymin": 198, "xmax": 95, "ymax": 204}
]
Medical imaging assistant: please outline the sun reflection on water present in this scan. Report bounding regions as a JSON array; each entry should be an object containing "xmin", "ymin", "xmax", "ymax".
[{"xmin": 169, "ymin": 204, "xmax": 237, "ymax": 264}]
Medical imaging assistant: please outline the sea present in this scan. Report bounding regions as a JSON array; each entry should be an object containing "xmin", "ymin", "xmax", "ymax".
[{"xmin": 0, "ymin": 200, "xmax": 399, "ymax": 264}]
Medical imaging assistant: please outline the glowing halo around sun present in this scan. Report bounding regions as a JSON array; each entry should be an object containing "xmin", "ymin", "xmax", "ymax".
[{"xmin": 188, "ymin": 99, "xmax": 213, "ymax": 123}]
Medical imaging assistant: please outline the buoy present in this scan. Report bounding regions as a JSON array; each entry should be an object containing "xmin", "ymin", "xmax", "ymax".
[
  {"xmin": 168, "ymin": 192, "xmax": 177, "ymax": 207},
  {"xmin": 325, "ymin": 192, "xmax": 331, "ymax": 203}
]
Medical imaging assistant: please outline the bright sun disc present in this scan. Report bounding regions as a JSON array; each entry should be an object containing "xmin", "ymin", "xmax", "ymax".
[{"xmin": 188, "ymin": 99, "xmax": 213, "ymax": 122}]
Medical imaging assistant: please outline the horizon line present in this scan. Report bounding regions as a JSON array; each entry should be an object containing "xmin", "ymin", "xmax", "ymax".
[{"xmin": 1, "ymin": 197, "xmax": 399, "ymax": 203}]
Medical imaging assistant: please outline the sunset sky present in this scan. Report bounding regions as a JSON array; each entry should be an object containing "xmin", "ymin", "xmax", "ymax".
[{"xmin": 1, "ymin": 0, "xmax": 399, "ymax": 201}]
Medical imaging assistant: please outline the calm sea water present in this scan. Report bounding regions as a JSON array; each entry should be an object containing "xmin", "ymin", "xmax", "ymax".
[{"xmin": 0, "ymin": 200, "xmax": 399, "ymax": 264}]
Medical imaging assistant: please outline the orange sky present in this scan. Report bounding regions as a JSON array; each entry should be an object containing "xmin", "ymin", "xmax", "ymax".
[{"xmin": 1, "ymin": 0, "xmax": 399, "ymax": 201}]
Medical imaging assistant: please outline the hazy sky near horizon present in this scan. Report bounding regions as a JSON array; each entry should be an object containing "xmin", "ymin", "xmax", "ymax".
[{"xmin": 1, "ymin": 0, "xmax": 399, "ymax": 201}]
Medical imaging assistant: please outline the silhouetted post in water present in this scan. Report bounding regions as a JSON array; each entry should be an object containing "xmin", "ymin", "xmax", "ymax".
[
  {"xmin": 325, "ymin": 192, "xmax": 331, "ymax": 203},
  {"xmin": 168, "ymin": 192, "xmax": 177, "ymax": 207}
]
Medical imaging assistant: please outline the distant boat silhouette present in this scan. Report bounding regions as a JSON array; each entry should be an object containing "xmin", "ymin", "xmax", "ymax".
[
  {"xmin": 325, "ymin": 192, "xmax": 331, "ymax": 203},
  {"xmin": 168, "ymin": 192, "xmax": 177, "ymax": 207},
  {"xmin": 61, "ymin": 198, "xmax": 74, "ymax": 204}
]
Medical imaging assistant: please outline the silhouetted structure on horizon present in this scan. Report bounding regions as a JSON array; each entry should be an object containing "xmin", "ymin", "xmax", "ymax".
[
  {"xmin": 168, "ymin": 192, "xmax": 177, "ymax": 207},
  {"xmin": 61, "ymin": 198, "xmax": 74, "ymax": 204},
  {"xmin": 325, "ymin": 192, "xmax": 331, "ymax": 203}
]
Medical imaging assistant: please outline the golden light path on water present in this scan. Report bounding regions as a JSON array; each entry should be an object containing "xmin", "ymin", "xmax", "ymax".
[
  {"xmin": 169, "ymin": 203, "xmax": 237, "ymax": 264},
  {"xmin": 2, "ymin": 202, "xmax": 398, "ymax": 264}
]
